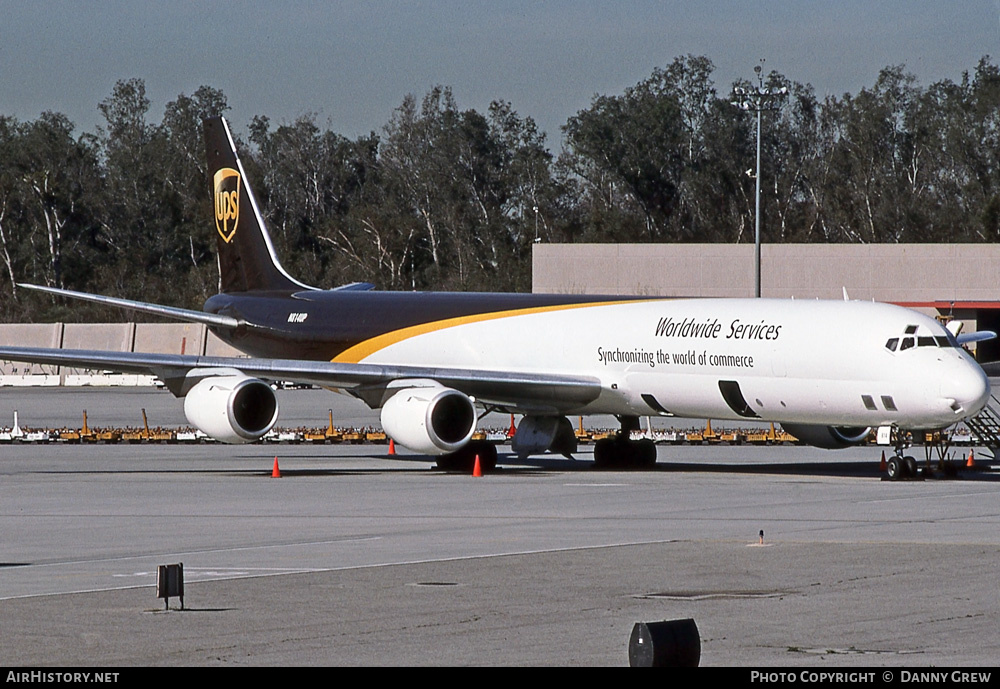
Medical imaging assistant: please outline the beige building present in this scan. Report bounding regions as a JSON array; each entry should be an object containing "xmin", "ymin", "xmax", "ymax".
[{"xmin": 532, "ymin": 243, "xmax": 1000, "ymax": 361}]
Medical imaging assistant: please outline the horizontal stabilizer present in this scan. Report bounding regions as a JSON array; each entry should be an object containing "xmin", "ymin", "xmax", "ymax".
[
  {"xmin": 944, "ymin": 319, "xmax": 995, "ymax": 345},
  {"xmin": 19, "ymin": 283, "xmax": 241, "ymax": 329},
  {"xmin": 957, "ymin": 330, "xmax": 997, "ymax": 345}
]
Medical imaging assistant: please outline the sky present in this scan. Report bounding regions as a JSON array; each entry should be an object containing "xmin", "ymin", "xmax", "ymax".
[{"xmin": 2, "ymin": 1, "xmax": 998, "ymax": 148}]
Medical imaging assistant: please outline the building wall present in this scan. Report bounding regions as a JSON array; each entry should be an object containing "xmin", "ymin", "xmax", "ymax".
[
  {"xmin": 532, "ymin": 243, "xmax": 1000, "ymax": 303},
  {"xmin": 134, "ymin": 323, "xmax": 210, "ymax": 356}
]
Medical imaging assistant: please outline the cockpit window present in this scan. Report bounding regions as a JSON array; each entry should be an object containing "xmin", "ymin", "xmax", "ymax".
[{"xmin": 888, "ymin": 328, "xmax": 958, "ymax": 353}]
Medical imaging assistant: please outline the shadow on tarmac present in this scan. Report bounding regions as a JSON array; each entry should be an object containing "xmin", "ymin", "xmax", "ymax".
[
  {"xmin": 15, "ymin": 448, "xmax": 1000, "ymax": 481},
  {"xmin": 495, "ymin": 453, "xmax": 1000, "ymax": 481}
]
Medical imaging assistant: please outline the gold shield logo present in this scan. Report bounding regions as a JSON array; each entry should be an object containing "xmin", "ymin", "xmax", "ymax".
[{"xmin": 214, "ymin": 168, "xmax": 240, "ymax": 243}]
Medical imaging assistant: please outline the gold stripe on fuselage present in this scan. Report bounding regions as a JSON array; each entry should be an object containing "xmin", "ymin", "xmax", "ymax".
[{"xmin": 331, "ymin": 298, "xmax": 657, "ymax": 364}]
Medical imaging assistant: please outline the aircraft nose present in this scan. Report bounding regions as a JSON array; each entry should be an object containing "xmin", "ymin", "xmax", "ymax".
[{"xmin": 940, "ymin": 358, "xmax": 990, "ymax": 417}]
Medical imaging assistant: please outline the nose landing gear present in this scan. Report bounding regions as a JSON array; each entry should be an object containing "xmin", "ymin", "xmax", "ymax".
[
  {"xmin": 883, "ymin": 427, "xmax": 960, "ymax": 480},
  {"xmin": 885, "ymin": 453, "xmax": 919, "ymax": 480}
]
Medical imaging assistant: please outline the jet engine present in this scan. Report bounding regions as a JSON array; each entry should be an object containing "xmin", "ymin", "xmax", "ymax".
[
  {"xmin": 183, "ymin": 373, "xmax": 279, "ymax": 444},
  {"xmin": 780, "ymin": 423, "xmax": 871, "ymax": 449},
  {"xmin": 380, "ymin": 384, "xmax": 477, "ymax": 455}
]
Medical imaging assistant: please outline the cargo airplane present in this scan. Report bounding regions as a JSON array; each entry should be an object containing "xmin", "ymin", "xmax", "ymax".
[{"xmin": 0, "ymin": 117, "xmax": 991, "ymax": 477}]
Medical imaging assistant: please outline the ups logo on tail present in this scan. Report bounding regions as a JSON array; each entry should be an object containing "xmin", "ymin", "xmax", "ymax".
[{"xmin": 214, "ymin": 168, "xmax": 240, "ymax": 243}]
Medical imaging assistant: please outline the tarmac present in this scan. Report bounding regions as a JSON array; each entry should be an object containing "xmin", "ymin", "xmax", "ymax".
[{"xmin": 1, "ymin": 388, "xmax": 1000, "ymax": 666}]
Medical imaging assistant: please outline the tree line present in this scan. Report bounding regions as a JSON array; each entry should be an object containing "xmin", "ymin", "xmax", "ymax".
[{"xmin": 1, "ymin": 55, "xmax": 999, "ymax": 322}]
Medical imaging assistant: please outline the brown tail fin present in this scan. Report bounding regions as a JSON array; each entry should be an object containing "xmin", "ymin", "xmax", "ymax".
[{"xmin": 203, "ymin": 117, "xmax": 312, "ymax": 293}]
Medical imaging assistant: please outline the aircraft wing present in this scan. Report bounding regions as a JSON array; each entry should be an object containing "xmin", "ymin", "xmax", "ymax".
[{"xmin": 0, "ymin": 346, "xmax": 602, "ymax": 413}]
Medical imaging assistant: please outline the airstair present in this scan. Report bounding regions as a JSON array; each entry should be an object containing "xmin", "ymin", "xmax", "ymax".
[{"xmin": 963, "ymin": 394, "xmax": 1000, "ymax": 458}]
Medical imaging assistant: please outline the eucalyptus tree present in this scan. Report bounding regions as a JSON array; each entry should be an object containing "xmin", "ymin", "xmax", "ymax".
[
  {"xmin": 378, "ymin": 87, "xmax": 554, "ymax": 291},
  {"xmin": 247, "ymin": 113, "xmax": 380, "ymax": 288},
  {"xmin": 561, "ymin": 55, "xmax": 726, "ymax": 242},
  {"xmin": 95, "ymin": 80, "xmax": 231, "ymax": 308}
]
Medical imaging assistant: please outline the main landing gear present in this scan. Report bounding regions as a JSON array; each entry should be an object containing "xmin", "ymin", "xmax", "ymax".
[
  {"xmin": 436, "ymin": 440, "xmax": 498, "ymax": 473},
  {"xmin": 593, "ymin": 415, "xmax": 657, "ymax": 469}
]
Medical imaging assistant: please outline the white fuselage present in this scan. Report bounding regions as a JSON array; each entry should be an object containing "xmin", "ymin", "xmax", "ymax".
[{"xmin": 344, "ymin": 298, "xmax": 990, "ymax": 430}]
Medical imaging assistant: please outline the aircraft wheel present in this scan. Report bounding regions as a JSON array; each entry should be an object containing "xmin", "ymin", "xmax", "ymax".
[
  {"xmin": 471, "ymin": 441, "xmax": 498, "ymax": 472},
  {"xmin": 594, "ymin": 438, "xmax": 615, "ymax": 468},
  {"xmin": 436, "ymin": 441, "xmax": 497, "ymax": 473},
  {"xmin": 886, "ymin": 455, "xmax": 903, "ymax": 480},
  {"xmin": 636, "ymin": 439, "xmax": 657, "ymax": 467},
  {"xmin": 594, "ymin": 438, "xmax": 656, "ymax": 469},
  {"xmin": 436, "ymin": 452, "xmax": 463, "ymax": 471},
  {"xmin": 903, "ymin": 456, "xmax": 919, "ymax": 478}
]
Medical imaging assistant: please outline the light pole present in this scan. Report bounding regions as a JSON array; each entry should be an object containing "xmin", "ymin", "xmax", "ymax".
[{"xmin": 731, "ymin": 62, "xmax": 786, "ymax": 298}]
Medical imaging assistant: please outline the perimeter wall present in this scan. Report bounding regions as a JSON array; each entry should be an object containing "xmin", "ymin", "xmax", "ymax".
[{"xmin": 0, "ymin": 323, "xmax": 243, "ymax": 386}]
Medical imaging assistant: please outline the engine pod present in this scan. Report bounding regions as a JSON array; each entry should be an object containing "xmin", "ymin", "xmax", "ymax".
[
  {"xmin": 184, "ymin": 374, "xmax": 278, "ymax": 443},
  {"xmin": 780, "ymin": 423, "xmax": 871, "ymax": 449},
  {"xmin": 380, "ymin": 385, "xmax": 476, "ymax": 455}
]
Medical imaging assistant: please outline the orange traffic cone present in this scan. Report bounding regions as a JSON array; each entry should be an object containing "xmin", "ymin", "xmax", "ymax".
[
  {"xmin": 879, "ymin": 451, "xmax": 887, "ymax": 472},
  {"xmin": 472, "ymin": 454, "xmax": 483, "ymax": 477},
  {"xmin": 388, "ymin": 438, "xmax": 396, "ymax": 456},
  {"xmin": 507, "ymin": 414, "xmax": 516, "ymax": 438},
  {"xmin": 271, "ymin": 457, "xmax": 281, "ymax": 478},
  {"xmin": 967, "ymin": 450, "xmax": 975, "ymax": 468}
]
